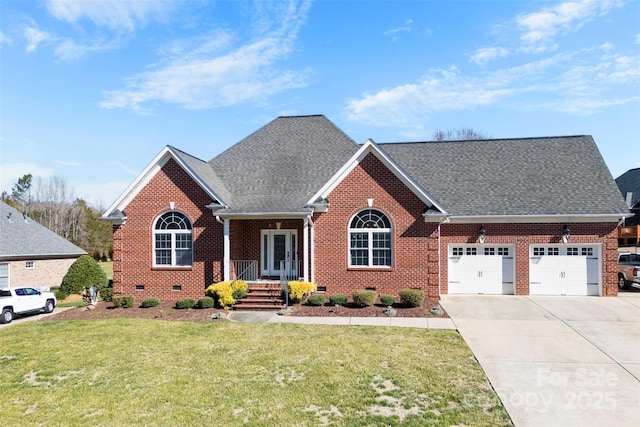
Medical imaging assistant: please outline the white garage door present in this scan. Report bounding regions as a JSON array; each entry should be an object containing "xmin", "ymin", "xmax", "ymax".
[
  {"xmin": 529, "ymin": 245, "xmax": 600, "ymax": 296},
  {"xmin": 448, "ymin": 245, "xmax": 514, "ymax": 294}
]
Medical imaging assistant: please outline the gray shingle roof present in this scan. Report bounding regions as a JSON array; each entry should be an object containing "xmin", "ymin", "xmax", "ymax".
[
  {"xmin": 170, "ymin": 146, "xmax": 231, "ymax": 205},
  {"xmin": 380, "ymin": 136, "xmax": 630, "ymax": 216},
  {"xmin": 208, "ymin": 115, "xmax": 359, "ymax": 213},
  {"xmin": 616, "ymin": 167, "xmax": 640, "ymax": 209},
  {"xmin": 0, "ymin": 201, "xmax": 86, "ymax": 260}
]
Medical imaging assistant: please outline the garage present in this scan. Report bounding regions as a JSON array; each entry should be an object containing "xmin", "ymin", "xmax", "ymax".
[
  {"xmin": 448, "ymin": 245, "xmax": 515, "ymax": 294},
  {"xmin": 529, "ymin": 245, "xmax": 601, "ymax": 296}
]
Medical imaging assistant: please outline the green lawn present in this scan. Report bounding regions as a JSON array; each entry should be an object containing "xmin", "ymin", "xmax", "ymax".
[
  {"xmin": 0, "ymin": 320, "xmax": 511, "ymax": 426},
  {"xmin": 98, "ymin": 261, "xmax": 113, "ymax": 281}
]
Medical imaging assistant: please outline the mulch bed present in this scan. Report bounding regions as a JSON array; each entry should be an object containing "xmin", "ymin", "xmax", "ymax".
[{"xmin": 44, "ymin": 297, "xmax": 447, "ymax": 323}]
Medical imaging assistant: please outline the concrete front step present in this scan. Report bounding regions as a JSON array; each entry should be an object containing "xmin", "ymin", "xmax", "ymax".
[{"xmin": 234, "ymin": 303, "xmax": 285, "ymax": 311}]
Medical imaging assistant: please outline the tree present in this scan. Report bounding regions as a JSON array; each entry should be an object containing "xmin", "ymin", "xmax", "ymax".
[
  {"xmin": 60, "ymin": 255, "xmax": 108, "ymax": 296},
  {"xmin": 432, "ymin": 128, "xmax": 489, "ymax": 141},
  {"xmin": 10, "ymin": 173, "xmax": 32, "ymax": 212}
]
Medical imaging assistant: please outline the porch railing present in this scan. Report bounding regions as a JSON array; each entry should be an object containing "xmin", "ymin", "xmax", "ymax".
[
  {"xmin": 231, "ymin": 260, "xmax": 258, "ymax": 282},
  {"xmin": 279, "ymin": 260, "xmax": 303, "ymax": 282}
]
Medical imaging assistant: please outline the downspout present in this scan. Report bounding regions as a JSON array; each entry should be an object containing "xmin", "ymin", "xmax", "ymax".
[{"xmin": 216, "ymin": 215, "xmax": 230, "ymax": 281}]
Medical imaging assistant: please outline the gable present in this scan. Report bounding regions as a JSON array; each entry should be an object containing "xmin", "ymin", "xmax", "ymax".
[
  {"xmin": 308, "ymin": 139, "xmax": 446, "ymax": 218},
  {"xmin": 102, "ymin": 146, "xmax": 227, "ymax": 222}
]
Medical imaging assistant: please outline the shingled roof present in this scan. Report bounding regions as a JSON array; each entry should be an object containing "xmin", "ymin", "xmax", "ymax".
[
  {"xmin": 0, "ymin": 201, "xmax": 86, "ymax": 260},
  {"xmin": 616, "ymin": 167, "xmax": 640, "ymax": 209},
  {"xmin": 208, "ymin": 115, "xmax": 359, "ymax": 214},
  {"xmin": 380, "ymin": 136, "xmax": 630, "ymax": 217}
]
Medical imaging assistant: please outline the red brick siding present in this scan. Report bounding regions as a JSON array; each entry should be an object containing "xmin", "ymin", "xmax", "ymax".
[
  {"xmin": 314, "ymin": 153, "xmax": 441, "ymax": 299},
  {"xmin": 439, "ymin": 222, "xmax": 619, "ymax": 296},
  {"xmin": 111, "ymin": 158, "xmax": 223, "ymax": 302}
]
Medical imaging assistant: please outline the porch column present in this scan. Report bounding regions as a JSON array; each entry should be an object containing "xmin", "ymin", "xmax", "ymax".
[
  {"xmin": 303, "ymin": 218, "xmax": 309, "ymax": 282},
  {"xmin": 223, "ymin": 218, "xmax": 230, "ymax": 281},
  {"xmin": 310, "ymin": 218, "xmax": 315, "ymax": 284}
]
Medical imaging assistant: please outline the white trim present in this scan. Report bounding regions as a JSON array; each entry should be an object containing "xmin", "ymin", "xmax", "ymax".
[
  {"xmin": 303, "ymin": 218, "xmax": 309, "ymax": 282},
  {"xmin": 102, "ymin": 146, "xmax": 227, "ymax": 218},
  {"xmin": 223, "ymin": 219, "xmax": 230, "ymax": 281},
  {"xmin": 444, "ymin": 214, "xmax": 627, "ymax": 224},
  {"xmin": 307, "ymin": 139, "xmax": 447, "ymax": 214},
  {"xmin": 260, "ymin": 229, "xmax": 298, "ymax": 277},
  {"xmin": 215, "ymin": 212, "xmax": 311, "ymax": 219}
]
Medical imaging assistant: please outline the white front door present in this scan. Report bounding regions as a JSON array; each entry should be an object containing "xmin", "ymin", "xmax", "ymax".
[
  {"xmin": 448, "ymin": 245, "xmax": 515, "ymax": 294},
  {"xmin": 261, "ymin": 230, "xmax": 297, "ymax": 277},
  {"xmin": 529, "ymin": 245, "xmax": 600, "ymax": 296}
]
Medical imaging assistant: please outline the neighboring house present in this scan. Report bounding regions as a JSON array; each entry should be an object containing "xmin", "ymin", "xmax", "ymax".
[
  {"xmin": 615, "ymin": 167, "xmax": 640, "ymax": 248},
  {"xmin": 0, "ymin": 201, "xmax": 86, "ymax": 289},
  {"xmin": 101, "ymin": 115, "xmax": 630, "ymax": 301}
]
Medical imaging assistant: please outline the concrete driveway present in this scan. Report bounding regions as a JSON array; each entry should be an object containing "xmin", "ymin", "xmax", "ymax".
[{"xmin": 440, "ymin": 293, "xmax": 640, "ymax": 427}]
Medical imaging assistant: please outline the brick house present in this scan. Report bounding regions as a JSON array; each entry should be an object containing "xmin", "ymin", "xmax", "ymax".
[
  {"xmin": 1, "ymin": 201, "xmax": 86, "ymax": 289},
  {"xmin": 101, "ymin": 115, "xmax": 630, "ymax": 302}
]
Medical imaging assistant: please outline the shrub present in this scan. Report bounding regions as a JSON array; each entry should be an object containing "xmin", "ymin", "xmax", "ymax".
[
  {"xmin": 205, "ymin": 280, "xmax": 248, "ymax": 309},
  {"xmin": 380, "ymin": 295, "xmax": 395, "ymax": 306},
  {"xmin": 140, "ymin": 297, "xmax": 160, "ymax": 308},
  {"xmin": 288, "ymin": 281, "xmax": 317, "ymax": 303},
  {"xmin": 51, "ymin": 286, "xmax": 68, "ymax": 301},
  {"xmin": 352, "ymin": 290, "xmax": 377, "ymax": 307},
  {"xmin": 175, "ymin": 298, "xmax": 196, "ymax": 309},
  {"xmin": 306, "ymin": 294, "xmax": 325, "ymax": 306},
  {"xmin": 112, "ymin": 295, "xmax": 135, "ymax": 308},
  {"xmin": 399, "ymin": 288, "xmax": 425, "ymax": 308},
  {"xmin": 329, "ymin": 294, "xmax": 347, "ymax": 306},
  {"xmin": 195, "ymin": 296, "xmax": 215, "ymax": 309},
  {"xmin": 61, "ymin": 255, "xmax": 108, "ymax": 296},
  {"xmin": 99, "ymin": 287, "xmax": 113, "ymax": 302}
]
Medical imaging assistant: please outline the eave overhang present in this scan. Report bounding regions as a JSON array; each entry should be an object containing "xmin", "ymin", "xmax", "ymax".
[{"xmin": 440, "ymin": 213, "xmax": 631, "ymax": 224}]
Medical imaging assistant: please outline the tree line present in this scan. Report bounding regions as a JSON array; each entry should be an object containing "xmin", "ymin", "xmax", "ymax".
[{"xmin": 1, "ymin": 174, "xmax": 113, "ymax": 261}]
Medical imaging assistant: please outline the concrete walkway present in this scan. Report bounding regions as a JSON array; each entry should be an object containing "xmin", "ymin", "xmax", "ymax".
[{"xmin": 440, "ymin": 294, "xmax": 640, "ymax": 427}]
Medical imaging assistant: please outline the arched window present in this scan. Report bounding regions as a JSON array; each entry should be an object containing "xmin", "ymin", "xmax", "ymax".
[
  {"xmin": 349, "ymin": 209, "xmax": 392, "ymax": 267},
  {"xmin": 153, "ymin": 211, "xmax": 193, "ymax": 267}
]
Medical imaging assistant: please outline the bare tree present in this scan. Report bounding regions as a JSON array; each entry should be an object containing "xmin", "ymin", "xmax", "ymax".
[{"xmin": 432, "ymin": 128, "xmax": 489, "ymax": 141}]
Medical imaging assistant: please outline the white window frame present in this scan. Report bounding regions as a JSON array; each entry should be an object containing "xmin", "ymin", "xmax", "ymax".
[
  {"xmin": 0, "ymin": 263, "xmax": 9, "ymax": 289},
  {"xmin": 348, "ymin": 209, "xmax": 392, "ymax": 268},
  {"xmin": 153, "ymin": 211, "xmax": 193, "ymax": 267}
]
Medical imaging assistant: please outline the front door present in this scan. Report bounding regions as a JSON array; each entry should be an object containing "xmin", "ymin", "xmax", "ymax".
[{"xmin": 261, "ymin": 230, "xmax": 297, "ymax": 277}]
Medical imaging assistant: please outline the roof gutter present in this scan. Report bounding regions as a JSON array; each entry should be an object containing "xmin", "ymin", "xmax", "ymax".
[
  {"xmin": 441, "ymin": 213, "xmax": 631, "ymax": 224},
  {"xmin": 214, "ymin": 211, "xmax": 313, "ymax": 220}
]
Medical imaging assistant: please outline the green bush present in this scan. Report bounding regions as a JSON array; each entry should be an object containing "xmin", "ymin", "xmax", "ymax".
[
  {"xmin": 329, "ymin": 294, "xmax": 347, "ymax": 306},
  {"xmin": 140, "ymin": 298, "xmax": 160, "ymax": 308},
  {"xmin": 352, "ymin": 290, "xmax": 377, "ymax": 307},
  {"xmin": 99, "ymin": 287, "xmax": 113, "ymax": 303},
  {"xmin": 112, "ymin": 295, "xmax": 135, "ymax": 308},
  {"xmin": 51, "ymin": 286, "xmax": 68, "ymax": 301},
  {"xmin": 175, "ymin": 298, "xmax": 196, "ymax": 309},
  {"xmin": 61, "ymin": 255, "xmax": 108, "ymax": 296},
  {"xmin": 380, "ymin": 295, "xmax": 395, "ymax": 306},
  {"xmin": 195, "ymin": 296, "xmax": 215, "ymax": 309},
  {"xmin": 399, "ymin": 288, "xmax": 425, "ymax": 307},
  {"xmin": 306, "ymin": 294, "xmax": 325, "ymax": 306}
]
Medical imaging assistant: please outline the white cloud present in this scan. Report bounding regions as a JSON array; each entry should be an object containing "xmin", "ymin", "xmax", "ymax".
[
  {"xmin": 635, "ymin": 33, "xmax": 640, "ymax": 44},
  {"xmin": 46, "ymin": 0, "xmax": 173, "ymax": 31},
  {"xmin": 0, "ymin": 32, "xmax": 11, "ymax": 48},
  {"xmin": 469, "ymin": 47, "xmax": 509, "ymax": 65},
  {"xmin": 516, "ymin": 0, "xmax": 624, "ymax": 52},
  {"xmin": 345, "ymin": 66, "xmax": 521, "ymax": 126},
  {"xmin": 101, "ymin": 0, "xmax": 313, "ymax": 112},
  {"xmin": 345, "ymin": 48, "xmax": 640, "ymax": 126},
  {"xmin": 54, "ymin": 37, "xmax": 120, "ymax": 61},
  {"xmin": 24, "ymin": 25, "xmax": 54, "ymax": 53},
  {"xmin": 384, "ymin": 19, "xmax": 414, "ymax": 41}
]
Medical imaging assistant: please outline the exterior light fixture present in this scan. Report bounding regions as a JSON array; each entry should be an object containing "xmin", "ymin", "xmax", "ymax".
[
  {"xmin": 479, "ymin": 224, "xmax": 486, "ymax": 244},
  {"xmin": 562, "ymin": 224, "xmax": 571, "ymax": 243}
]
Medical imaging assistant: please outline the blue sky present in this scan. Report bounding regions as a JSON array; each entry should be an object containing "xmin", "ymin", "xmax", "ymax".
[{"xmin": 1, "ymin": 0, "xmax": 638, "ymax": 209}]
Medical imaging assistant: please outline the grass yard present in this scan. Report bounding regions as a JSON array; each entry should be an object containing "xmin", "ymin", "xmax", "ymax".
[
  {"xmin": 98, "ymin": 261, "xmax": 113, "ymax": 281},
  {"xmin": 0, "ymin": 320, "xmax": 511, "ymax": 426}
]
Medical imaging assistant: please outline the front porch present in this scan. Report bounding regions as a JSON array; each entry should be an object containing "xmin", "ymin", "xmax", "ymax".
[{"xmin": 216, "ymin": 215, "xmax": 315, "ymax": 284}]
